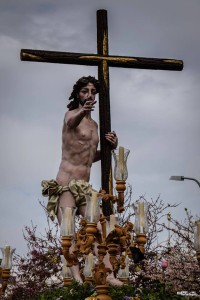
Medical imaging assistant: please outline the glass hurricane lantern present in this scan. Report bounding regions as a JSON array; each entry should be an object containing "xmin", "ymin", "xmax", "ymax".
[{"xmin": 112, "ymin": 146, "xmax": 130, "ymax": 213}]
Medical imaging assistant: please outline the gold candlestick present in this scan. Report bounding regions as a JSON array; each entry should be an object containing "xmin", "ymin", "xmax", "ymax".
[
  {"xmin": 136, "ymin": 233, "xmax": 147, "ymax": 253},
  {"xmin": 116, "ymin": 180, "xmax": 126, "ymax": 213},
  {"xmin": 64, "ymin": 277, "xmax": 73, "ymax": 286},
  {"xmin": 93, "ymin": 243, "xmax": 112, "ymax": 300},
  {"xmin": 61, "ymin": 236, "xmax": 78, "ymax": 267},
  {"xmin": 107, "ymin": 243, "xmax": 120, "ymax": 275},
  {"xmin": 95, "ymin": 285, "xmax": 112, "ymax": 300},
  {"xmin": 1, "ymin": 269, "xmax": 10, "ymax": 294},
  {"xmin": 80, "ymin": 222, "xmax": 97, "ymax": 255},
  {"xmin": 100, "ymin": 216, "xmax": 107, "ymax": 242}
]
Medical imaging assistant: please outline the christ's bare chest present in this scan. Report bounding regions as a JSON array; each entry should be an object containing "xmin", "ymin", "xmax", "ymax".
[{"xmin": 75, "ymin": 119, "xmax": 99, "ymax": 143}]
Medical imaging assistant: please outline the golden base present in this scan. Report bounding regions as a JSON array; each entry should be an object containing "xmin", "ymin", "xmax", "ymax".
[
  {"xmin": 64, "ymin": 277, "xmax": 72, "ymax": 286},
  {"xmin": 95, "ymin": 285, "xmax": 112, "ymax": 300},
  {"xmin": 116, "ymin": 180, "xmax": 126, "ymax": 213},
  {"xmin": 118, "ymin": 277, "xmax": 129, "ymax": 284},
  {"xmin": 136, "ymin": 233, "xmax": 147, "ymax": 253},
  {"xmin": 1, "ymin": 269, "xmax": 10, "ymax": 294},
  {"xmin": 85, "ymin": 276, "xmax": 94, "ymax": 284}
]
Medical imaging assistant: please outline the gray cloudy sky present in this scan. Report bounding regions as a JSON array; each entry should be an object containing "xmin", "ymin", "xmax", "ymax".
[{"xmin": 0, "ymin": 0, "xmax": 200, "ymax": 255}]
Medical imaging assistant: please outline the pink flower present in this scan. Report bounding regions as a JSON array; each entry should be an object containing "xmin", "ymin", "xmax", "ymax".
[{"xmin": 161, "ymin": 259, "xmax": 169, "ymax": 269}]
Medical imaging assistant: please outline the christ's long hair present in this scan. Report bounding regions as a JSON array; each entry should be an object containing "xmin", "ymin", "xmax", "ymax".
[{"xmin": 67, "ymin": 76, "xmax": 99, "ymax": 110}]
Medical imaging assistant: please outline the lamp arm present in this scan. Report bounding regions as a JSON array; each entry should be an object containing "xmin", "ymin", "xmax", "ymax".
[{"xmin": 183, "ymin": 177, "xmax": 200, "ymax": 188}]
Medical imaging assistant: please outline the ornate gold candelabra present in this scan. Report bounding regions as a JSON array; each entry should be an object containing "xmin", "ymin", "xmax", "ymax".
[
  {"xmin": 59, "ymin": 147, "xmax": 149, "ymax": 300},
  {"xmin": 60, "ymin": 201, "xmax": 148, "ymax": 299}
]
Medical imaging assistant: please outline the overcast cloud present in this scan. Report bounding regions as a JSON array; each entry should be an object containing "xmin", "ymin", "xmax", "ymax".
[{"xmin": 0, "ymin": 0, "xmax": 200, "ymax": 255}]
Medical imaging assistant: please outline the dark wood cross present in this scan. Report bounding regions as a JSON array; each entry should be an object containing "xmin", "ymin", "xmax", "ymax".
[{"xmin": 21, "ymin": 9, "xmax": 183, "ymax": 215}]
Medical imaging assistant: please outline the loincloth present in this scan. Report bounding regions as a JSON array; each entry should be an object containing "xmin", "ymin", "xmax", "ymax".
[{"xmin": 41, "ymin": 179, "xmax": 97, "ymax": 221}]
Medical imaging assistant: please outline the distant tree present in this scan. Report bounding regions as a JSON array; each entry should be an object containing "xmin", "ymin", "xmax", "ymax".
[
  {"xmin": 121, "ymin": 189, "xmax": 200, "ymax": 295},
  {"xmin": 4, "ymin": 204, "xmax": 63, "ymax": 299}
]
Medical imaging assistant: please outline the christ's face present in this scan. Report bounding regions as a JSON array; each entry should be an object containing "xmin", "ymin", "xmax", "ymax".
[{"xmin": 78, "ymin": 83, "xmax": 97, "ymax": 104}]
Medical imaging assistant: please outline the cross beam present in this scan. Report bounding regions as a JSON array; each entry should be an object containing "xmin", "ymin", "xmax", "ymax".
[
  {"xmin": 20, "ymin": 50, "xmax": 183, "ymax": 71},
  {"xmin": 20, "ymin": 10, "xmax": 183, "ymax": 216}
]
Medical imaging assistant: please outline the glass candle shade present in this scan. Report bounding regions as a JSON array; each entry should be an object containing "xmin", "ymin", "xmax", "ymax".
[
  {"xmin": 108, "ymin": 214, "xmax": 119, "ymax": 233},
  {"xmin": 118, "ymin": 255, "xmax": 129, "ymax": 278},
  {"xmin": 1, "ymin": 245, "xmax": 15, "ymax": 269},
  {"xmin": 85, "ymin": 191, "xmax": 101, "ymax": 223},
  {"xmin": 134, "ymin": 199, "xmax": 148, "ymax": 235},
  {"xmin": 60, "ymin": 206, "xmax": 77, "ymax": 237},
  {"xmin": 112, "ymin": 147, "xmax": 130, "ymax": 181},
  {"xmin": 60, "ymin": 255, "xmax": 72, "ymax": 278},
  {"xmin": 83, "ymin": 253, "xmax": 94, "ymax": 278},
  {"xmin": 194, "ymin": 220, "xmax": 200, "ymax": 251}
]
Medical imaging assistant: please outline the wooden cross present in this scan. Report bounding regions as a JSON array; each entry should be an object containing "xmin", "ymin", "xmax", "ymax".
[{"xmin": 21, "ymin": 9, "xmax": 183, "ymax": 215}]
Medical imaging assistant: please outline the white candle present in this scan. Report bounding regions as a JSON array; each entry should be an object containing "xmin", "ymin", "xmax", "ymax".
[
  {"xmin": 88, "ymin": 253, "xmax": 94, "ymax": 272},
  {"xmin": 83, "ymin": 253, "xmax": 94, "ymax": 277},
  {"xmin": 118, "ymin": 146, "xmax": 124, "ymax": 176},
  {"xmin": 109, "ymin": 214, "xmax": 116, "ymax": 232},
  {"xmin": 5, "ymin": 245, "xmax": 10, "ymax": 269},
  {"xmin": 139, "ymin": 201, "xmax": 144, "ymax": 233},
  {"xmin": 65, "ymin": 207, "xmax": 72, "ymax": 236},
  {"xmin": 90, "ymin": 191, "xmax": 97, "ymax": 222},
  {"xmin": 125, "ymin": 255, "xmax": 129, "ymax": 277},
  {"xmin": 130, "ymin": 232, "xmax": 134, "ymax": 243}
]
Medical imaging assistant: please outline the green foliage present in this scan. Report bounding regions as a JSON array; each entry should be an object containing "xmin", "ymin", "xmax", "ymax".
[
  {"xmin": 31, "ymin": 281, "xmax": 93, "ymax": 300},
  {"xmin": 108, "ymin": 284, "xmax": 136, "ymax": 300},
  {"xmin": 141, "ymin": 281, "xmax": 185, "ymax": 300},
  {"xmin": 141, "ymin": 290, "xmax": 184, "ymax": 300},
  {"xmin": 26, "ymin": 281, "xmax": 186, "ymax": 300}
]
